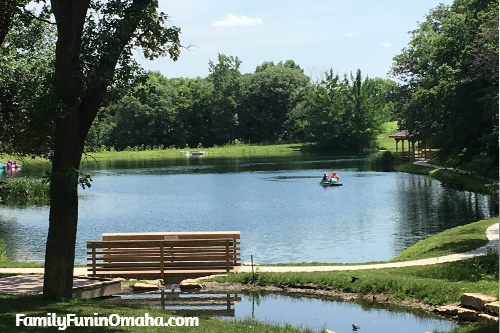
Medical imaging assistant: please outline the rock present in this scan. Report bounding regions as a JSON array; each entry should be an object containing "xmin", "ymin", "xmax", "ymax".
[
  {"xmin": 242, "ymin": 262, "xmax": 259, "ymax": 266},
  {"xmin": 478, "ymin": 314, "xmax": 499, "ymax": 323},
  {"xmin": 179, "ymin": 279, "xmax": 203, "ymax": 290},
  {"xmin": 132, "ymin": 282, "xmax": 158, "ymax": 291},
  {"xmin": 456, "ymin": 308, "xmax": 479, "ymax": 322},
  {"xmin": 460, "ymin": 293, "xmax": 498, "ymax": 311},
  {"xmin": 324, "ymin": 330, "xmax": 336, "ymax": 333},
  {"xmin": 485, "ymin": 301, "xmax": 499, "ymax": 315},
  {"xmin": 434, "ymin": 304, "xmax": 460, "ymax": 316},
  {"xmin": 146, "ymin": 279, "xmax": 164, "ymax": 287}
]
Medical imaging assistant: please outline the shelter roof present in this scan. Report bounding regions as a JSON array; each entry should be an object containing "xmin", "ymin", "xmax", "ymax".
[{"xmin": 389, "ymin": 130, "xmax": 435, "ymax": 140}]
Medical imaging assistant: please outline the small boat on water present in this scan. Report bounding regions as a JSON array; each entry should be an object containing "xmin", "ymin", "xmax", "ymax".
[
  {"xmin": 184, "ymin": 150, "xmax": 206, "ymax": 157},
  {"xmin": 319, "ymin": 180, "xmax": 343, "ymax": 186}
]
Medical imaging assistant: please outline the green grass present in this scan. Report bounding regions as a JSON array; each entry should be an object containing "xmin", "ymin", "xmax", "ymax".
[
  {"xmin": 262, "ymin": 217, "xmax": 497, "ymax": 266},
  {"xmin": 82, "ymin": 143, "xmax": 304, "ymax": 162},
  {"xmin": 0, "ymin": 295, "xmax": 319, "ymax": 332},
  {"xmin": 394, "ymin": 163, "xmax": 497, "ymax": 195},
  {"xmin": 392, "ymin": 217, "xmax": 498, "ymax": 261},
  {"xmin": 217, "ymin": 254, "xmax": 499, "ymax": 306},
  {"xmin": 376, "ymin": 121, "xmax": 398, "ymax": 151},
  {"xmin": 436, "ymin": 321, "xmax": 499, "ymax": 333}
]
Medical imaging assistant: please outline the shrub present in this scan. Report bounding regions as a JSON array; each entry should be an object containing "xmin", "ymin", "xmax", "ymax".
[{"xmin": 0, "ymin": 177, "xmax": 50, "ymax": 206}]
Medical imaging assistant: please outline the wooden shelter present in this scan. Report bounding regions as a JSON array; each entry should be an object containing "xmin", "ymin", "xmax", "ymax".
[{"xmin": 389, "ymin": 130, "xmax": 436, "ymax": 161}]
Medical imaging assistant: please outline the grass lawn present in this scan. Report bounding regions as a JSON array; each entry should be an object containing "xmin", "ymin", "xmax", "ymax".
[
  {"xmin": 392, "ymin": 217, "xmax": 498, "ymax": 261},
  {"xmin": 376, "ymin": 121, "xmax": 398, "ymax": 151}
]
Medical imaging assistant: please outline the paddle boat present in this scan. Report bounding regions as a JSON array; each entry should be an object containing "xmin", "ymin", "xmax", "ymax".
[{"xmin": 319, "ymin": 180, "xmax": 343, "ymax": 186}]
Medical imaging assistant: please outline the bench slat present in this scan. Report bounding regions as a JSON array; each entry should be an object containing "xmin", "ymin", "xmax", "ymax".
[{"xmin": 87, "ymin": 232, "xmax": 241, "ymax": 279}]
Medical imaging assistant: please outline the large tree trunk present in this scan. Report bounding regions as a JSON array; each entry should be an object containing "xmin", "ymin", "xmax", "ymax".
[
  {"xmin": 43, "ymin": 0, "xmax": 89, "ymax": 300},
  {"xmin": 43, "ymin": 0, "xmax": 157, "ymax": 300},
  {"xmin": 43, "ymin": 115, "xmax": 85, "ymax": 299}
]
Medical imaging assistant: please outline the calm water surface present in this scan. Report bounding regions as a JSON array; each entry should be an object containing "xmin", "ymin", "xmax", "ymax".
[
  {"xmin": 0, "ymin": 154, "xmax": 495, "ymax": 264},
  {"xmin": 118, "ymin": 291, "xmax": 456, "ymax": 333}
]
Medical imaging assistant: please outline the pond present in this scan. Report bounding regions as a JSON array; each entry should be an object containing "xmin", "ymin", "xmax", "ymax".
[
  {"xmin": 115, "ymin": 290, "xmax": 457, "ymax": 333},
  {"xmin": 0, "ymin": 153, "xmax": 496, "ymax": 264}
]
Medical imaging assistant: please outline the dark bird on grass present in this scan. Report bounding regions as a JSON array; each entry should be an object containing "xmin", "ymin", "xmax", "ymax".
[
  {"xmin": 352, "ymin": 324, "xmax": 361, "ymax": 331},
  {"xmin": 351, "ymin": 276, "xmax": 360, "ymax": 283}
]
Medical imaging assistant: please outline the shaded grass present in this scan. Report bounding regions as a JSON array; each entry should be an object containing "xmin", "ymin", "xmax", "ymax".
[
  {"xmin": 0, "ymin": 295, "xmax": 318, "ymax": 333},
  {"xmin": 392, "ymin": 218, "xmax": 498, "ymax": 261},
  {"xmin": 217, "ymin": 254, "xmax": 499, "ymax": 306}
]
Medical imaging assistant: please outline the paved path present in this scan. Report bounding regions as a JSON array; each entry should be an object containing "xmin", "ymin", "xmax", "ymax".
[{"xmin": 0, "ymin": 223, "xmax": 497, "ymax": 275}]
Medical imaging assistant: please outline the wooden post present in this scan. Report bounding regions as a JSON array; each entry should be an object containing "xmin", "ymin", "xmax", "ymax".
[
  {"xmin": 225, "ymin": 240, "xmax": 230, "ymax": 272},
  {"xmin": 160, "ymin": 241, "xmax": 165, "ymax": 281},
  {"xmin": 91, "ymin": 243, "xmax": 97, "ymax": 276}
]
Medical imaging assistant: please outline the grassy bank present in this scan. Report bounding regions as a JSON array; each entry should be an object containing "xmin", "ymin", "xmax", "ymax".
[
  {"xmin": 82, "ymin": 143, "xmax": 304, "ymax": 162},
  {"xmin": 217, "ymin": 253, "xmax": 498, "ymax": 305},
  {"xmin": 259, "ymin": 217, "xmax": 497, "ymax": 266},
  {"xmin": 392, "ymin": 217, "xmax": 498, "ymax": 261},
  {"xmin": 393, "ymin": 160, "xmax": 497, "ymax": 195}
]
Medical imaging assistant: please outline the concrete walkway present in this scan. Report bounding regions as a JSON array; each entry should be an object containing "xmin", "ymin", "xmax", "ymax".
[{"xmin": 0, "ymin": 223, "xmax": 497, "ymax": 276}]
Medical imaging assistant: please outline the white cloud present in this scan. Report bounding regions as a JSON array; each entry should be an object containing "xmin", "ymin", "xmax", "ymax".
[
  {"xmin": 212, "ymin": 14, "xmax": 263, "ymax": 27},
  {"xmin": 343, "ymin": 32, "xmax": 354, "ymax": 37},
  {"xmin": 380, "ymin": 42, "xmax": 393, "ymax": 48}
]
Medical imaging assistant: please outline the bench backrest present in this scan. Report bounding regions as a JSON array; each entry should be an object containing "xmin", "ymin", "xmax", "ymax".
[{"xmin": 87, "ymin": 233, "xmax": 240, "ymax": 279}]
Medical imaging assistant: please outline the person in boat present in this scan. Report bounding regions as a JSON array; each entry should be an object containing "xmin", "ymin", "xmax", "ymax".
[
  {"xmin": 322, "ymin": 172, "xmax": 329, "ymax": 182},
  {"xmin": 6, "ymin": 160, "xmax": 12, "ymax": 168},
  {"xmin": 331, "ymin": 172, "xmax": 340, "ymax": 182}
]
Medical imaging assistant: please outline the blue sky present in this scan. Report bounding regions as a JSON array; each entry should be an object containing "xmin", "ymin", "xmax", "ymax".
[{"xmin": 137, "ymin": 1, "xmax": 454, "ymax": 80}]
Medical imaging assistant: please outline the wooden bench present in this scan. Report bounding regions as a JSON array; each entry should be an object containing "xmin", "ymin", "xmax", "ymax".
[{"xmin": 87, "ymin": 231, "xmax": 240, "ymax": 281}]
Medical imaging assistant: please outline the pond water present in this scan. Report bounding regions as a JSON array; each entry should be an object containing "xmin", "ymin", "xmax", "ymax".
[
  {"xmin": 0, "ymin": 153, "xmax": 496, "ymax": 264},
  {"xmin": 115, "ymin": 290, "xmax": 456, "ymax": 333}
]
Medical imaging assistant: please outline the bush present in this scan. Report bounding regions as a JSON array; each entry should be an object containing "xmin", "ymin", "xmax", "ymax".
[
  {"xmin": 368, "ymin": 151, "xmax": 401, "ymax": 171},
  {"xmin": 0, "ymin": 177, "xmax": 50, "ymax": 206}
]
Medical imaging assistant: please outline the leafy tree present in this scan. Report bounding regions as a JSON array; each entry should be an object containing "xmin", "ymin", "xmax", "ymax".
[
  {"xmin": 239, "ymin": 62, "xmax": 310, "ymax": 142},
  {"xmin": 41, "ymin": 0, "xmax": 181, "ymax": 300},
  {"xmin": 391, "ymin": 0, "xmax": 498, "ymax": 174},
  {"xmin": 298, "ymin": 69, "xmax": 392, "ymax": 150},
  {"xmin": 0, "ymin": 11, "xmax": 56, "ymax": 156},
  {"xmin": 207, "ymin": 54, "xmax": 241, "ymax": 145}
]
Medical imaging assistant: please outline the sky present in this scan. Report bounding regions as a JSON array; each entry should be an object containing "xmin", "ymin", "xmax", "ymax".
[{"xmin": 136, "ymin": 0, "xmax": 455, "ymax": 80}]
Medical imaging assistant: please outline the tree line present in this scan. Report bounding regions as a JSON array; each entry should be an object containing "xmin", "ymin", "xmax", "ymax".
[{"xmin": 85, "ymin": 56, "xmax": 396, "ymax": 152}]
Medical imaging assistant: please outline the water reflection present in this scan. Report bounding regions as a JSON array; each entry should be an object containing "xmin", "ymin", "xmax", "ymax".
[
  {"xmin": 114, "ymin": 290, "xmax": 456, "ymax": 333},
  {"xmin": 0, "ymin": 154, "xmax": 495, "ymax": 264}
]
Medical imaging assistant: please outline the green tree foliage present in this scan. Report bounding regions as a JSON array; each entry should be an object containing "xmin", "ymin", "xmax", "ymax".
[
  {"xmin": 239, "ymin": 61, "xmax": 310, "ymax": 142},
  {"xmin": 207, "ymin": 54, "xmax": 242, "ymax": 145},
  {"xmin": 391, "ymin": 0, "xmax": 498, "ymax": 174},
  {"xmin": 296, "ymin": 69, "xmax": 394, "ymax": 150},
  {"xmin": 0, "ymin": 13, "xmax": 56, "ymax": 156}
]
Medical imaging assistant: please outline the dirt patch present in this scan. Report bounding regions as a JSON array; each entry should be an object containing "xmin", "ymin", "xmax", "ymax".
[{"xmin": 201, "ymin": 281, "xmax": 437, "ymax": 313}]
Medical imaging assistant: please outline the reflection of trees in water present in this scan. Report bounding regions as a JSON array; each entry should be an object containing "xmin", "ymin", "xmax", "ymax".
[
  {"xmin": 0, "ymin": 214, "xmax": 47, "ymax": 262},
  {"xmin": 394, "ymin": 174, "xmax": 493, "ymax": 251}
]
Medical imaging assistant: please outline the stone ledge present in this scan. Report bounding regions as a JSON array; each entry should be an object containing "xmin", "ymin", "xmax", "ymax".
[
  {"xmin": 460, "ymin": 293, "xmax": 497, "ymax": 311},
  {"xmin": 434, "ymin": 293, "xmax": 499, "ymax": 323}
]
